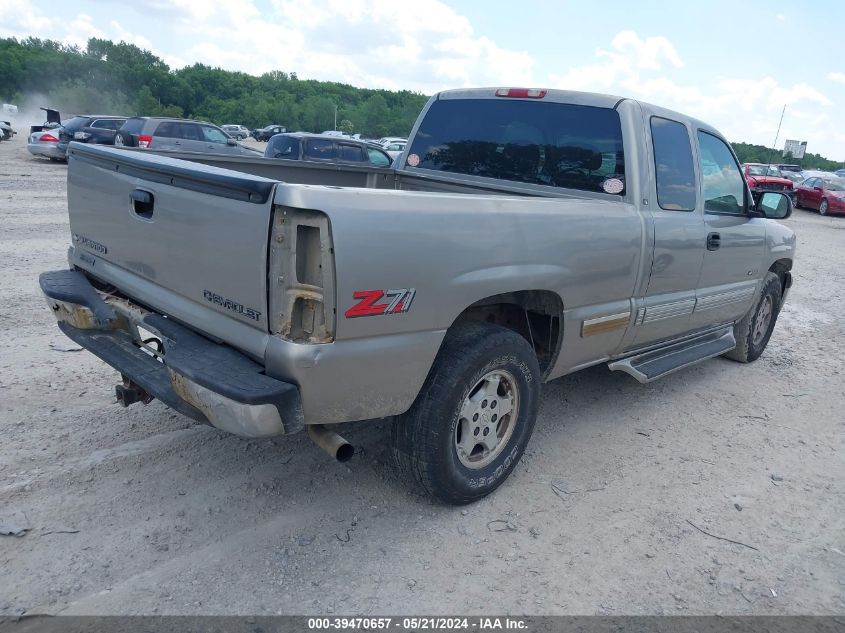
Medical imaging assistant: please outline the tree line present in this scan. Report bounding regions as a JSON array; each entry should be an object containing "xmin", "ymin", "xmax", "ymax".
[
  {"xmin": 0, "ymin": 37, "xmax": 428, "ymax": 138},
  {"xmin": 732, "ymin": 142, "xmax": 840, "ymax": 171}
]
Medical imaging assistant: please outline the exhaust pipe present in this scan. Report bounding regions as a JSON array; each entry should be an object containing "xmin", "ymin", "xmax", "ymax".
[{"xmin": 307, "ymin": 424, "xmax": 354, "ymax": 462}]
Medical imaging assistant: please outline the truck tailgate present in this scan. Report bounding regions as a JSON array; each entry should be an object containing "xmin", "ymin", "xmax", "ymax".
[{"xmin": 66, "ymin": 143, "xmax": 276, "ymax": 337}]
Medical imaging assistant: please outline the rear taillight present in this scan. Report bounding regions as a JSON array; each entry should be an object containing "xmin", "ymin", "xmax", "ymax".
[
  {"xmin": 138, "ymin": 134, "xmax": 153, "ymax": 148},
  {"xmin": 495, "ymin": 88, "xmax": 547, "ymax": 98},
  {"xmin": 40, "ymin": 133, "xmax": 59, "ymax": 142}
]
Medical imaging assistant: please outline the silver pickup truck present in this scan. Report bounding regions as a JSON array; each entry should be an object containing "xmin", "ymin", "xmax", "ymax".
[{"xmin": 41, "ymin": 87, "xmax": 796, "ymax": 504}]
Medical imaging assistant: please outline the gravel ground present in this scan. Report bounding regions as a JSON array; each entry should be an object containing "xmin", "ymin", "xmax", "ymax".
[{"xmin": 0, "ymin": 134, "xmax": 843, "ymax": 616}]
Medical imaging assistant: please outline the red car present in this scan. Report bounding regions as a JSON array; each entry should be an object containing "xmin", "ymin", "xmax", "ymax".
[
  {"xmin": 742, "ymin": 163, "xmax": 794, "ymax": 197},
  {"xmin": 795, "ymin": 176, "xmax": 845, "ymax": 216}
]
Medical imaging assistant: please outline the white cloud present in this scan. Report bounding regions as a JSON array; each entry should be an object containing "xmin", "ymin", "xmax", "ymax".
[
  {"xmin": 776, "ymin": 13, "xmax": 786, "ymax": 21},
  {"xmin": 123, "ymin": 0, "xmax": 535, "ymax": 92},
  {"xmin": 829, "ymin": 72, "xmax": 845, "ymax": 84},
  {"xmin": 550, "ymin": 31, "xmax": 840, "ymax": 159}
]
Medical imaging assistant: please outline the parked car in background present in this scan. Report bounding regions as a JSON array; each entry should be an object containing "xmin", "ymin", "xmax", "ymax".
[
  {"xmin": 742, "ymin": 163, "xmax": 793, "ymax": 201},
  {"xmin": 780, "ymin": 171, "xmax": 805, "ymax": 185},
  {"xmin": 377, "ymin": 136, "xmax": 407, "ymax": 147},
  {"xmin": 27, "ymin": 129, "xmax": 65, "ymax": 161},
  {"xmin": 221, "ymin": 124, "xmax": 250, "ymax": 140},
  {"xmin": 265, "ymin": 132, "xmax": 392, "ymax": 166},
  {"xmin": 29, "ymin": 108, "xmax": 61, "ymax": 135},
  {"xmin": 835, "ymin": 169, "xmax": 845, "ymax": 178},
  {"xmin": 114, "ymin": 117, "xmax": 261, "ymax": 156},
  {"xmin": 56, "ymin": 115, "xmax": 127, "ymax": 156},
  {"xmin": 383, "ymin": 140, "xmax": 406, "ymax": 159},
  {"xmin": 794, "ymin": 175, "xmax": 845, "ymax": 216},
  {"xmin": 252, "ymin": 124, "xmax": 287, "ymax": 141},
  {"xmin": 0, "ymin": 120, "xmax": 14, "ymax": 141}
]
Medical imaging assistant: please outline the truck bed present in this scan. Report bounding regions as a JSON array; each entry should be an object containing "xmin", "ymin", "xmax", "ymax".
[{"xmin": 137, "ymin": 148, "xmax": 603, "ymax": 200}]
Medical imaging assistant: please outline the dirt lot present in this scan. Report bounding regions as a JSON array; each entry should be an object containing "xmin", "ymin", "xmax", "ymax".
[{"xmin": 0, "ymin": 134, "xmax": 843, "ymax": 617}]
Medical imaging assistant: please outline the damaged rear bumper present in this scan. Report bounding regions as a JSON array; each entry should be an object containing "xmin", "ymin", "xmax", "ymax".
[{"xmin": 39, "ymin": 269, "xmax": 304, "ymax": 437}]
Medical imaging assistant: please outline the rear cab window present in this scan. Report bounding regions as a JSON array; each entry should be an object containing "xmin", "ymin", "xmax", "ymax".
[{"xmin": 404, "ymin": 98, "xmax": 626, "ymax": 195}]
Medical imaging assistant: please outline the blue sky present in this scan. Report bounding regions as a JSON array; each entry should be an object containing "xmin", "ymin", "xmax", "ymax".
[{"xmin": 4, "ymin": 0, "xmax": 844, "ymax": 159}]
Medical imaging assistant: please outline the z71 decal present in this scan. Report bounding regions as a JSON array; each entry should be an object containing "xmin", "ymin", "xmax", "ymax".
[{"xmin": 345, "ymin": 288, "xmax": 416, "ymax": 318}]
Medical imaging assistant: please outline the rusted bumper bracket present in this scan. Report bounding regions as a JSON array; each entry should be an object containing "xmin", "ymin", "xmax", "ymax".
[{"xmin": 40, "ymin": 270, "xmax": 304, "ymax": 437}]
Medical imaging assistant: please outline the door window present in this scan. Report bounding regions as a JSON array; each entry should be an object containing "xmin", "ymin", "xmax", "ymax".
[
  {"xmin": 304, "ymin": 138, "xmax": 336, "ymax": 160},
  {"xmin": 177, "ymin": 123, "xmax": 202, "ymax": 141},
  {"xmin": 368, "ymin": 148, "xmax": 391, "ymax": 166},
  {"xmin": 697, "ymin": 131, "xmax": 746, "ymax": 215},
  {"xmin": 201, "ymin": 125, "xmax": 229, "ymax": 144},
  {"xmin": 651, "ymin": 117, "xmax": 696, "ymax": 211}
]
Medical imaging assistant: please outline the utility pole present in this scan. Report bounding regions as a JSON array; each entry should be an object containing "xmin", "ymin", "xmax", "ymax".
[
  {"xmin": 334, "ymin": 104, "xmax": 338, "ymax": 131},
  {"xmin": 769, "ymin": 104, "xmax": 786, "ymax": 174}
]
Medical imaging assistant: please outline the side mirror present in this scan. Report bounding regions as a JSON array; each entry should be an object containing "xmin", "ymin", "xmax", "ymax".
[
  {"xmin": 755, "ymin": 191, "xmax": 792, "ymax": 219},
  {"xmin": 226, "ymin": 138, "xmax": 237, "ymax": 146}
]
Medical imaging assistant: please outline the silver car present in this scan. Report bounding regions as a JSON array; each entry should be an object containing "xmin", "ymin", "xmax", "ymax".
[
  {"xmin": 27, "ymin": 129, "xmax": 66, "ymax": 161},
  {"xmin": 221, "ymin": 124, "xmax": 250, "ymax": 140}
]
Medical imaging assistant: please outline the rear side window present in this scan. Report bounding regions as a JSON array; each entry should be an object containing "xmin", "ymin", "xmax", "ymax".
[
  {"xmin": 61, "ymin": 116, "xmax": 90, "ymax": 133},
  {"xmin": 338, "ymin": 143, "xmax": 364, "ymax": 161},
  {"xmin": 304, "ymin": 138, "xmax": 337, "ymax": 161},
  {"xmin": 650, "ymin": 117, "xmax": 696, "ymax": 211},
  {"xmin": 154, "ymin": 122, "xmax": 178, "ymax": 138},
  {"xmin": 121, "ymin": 118, "xmax": 145, "ymax": 134},
  {"xmin": 405, "ymin": 98, "xmax": 626, "ymax": 194}
]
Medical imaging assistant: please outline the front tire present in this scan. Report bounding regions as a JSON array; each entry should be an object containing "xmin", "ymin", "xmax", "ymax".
[
  {"xmin": 724, "ymin": 272, "xmax": 782, "ymax": 363},
  {"xmin": 391, "ymin": 321, "xmax": 540, "ymax": 505},
  {"xmin": 114, "ymin": 132, "xmax": 127, "ymax": 147},
  {"xmin": 820, "ymin": 199, "xmax": 829, "ymax": 216}
]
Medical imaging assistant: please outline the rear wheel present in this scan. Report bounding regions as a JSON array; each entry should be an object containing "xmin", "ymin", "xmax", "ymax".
[
  {"xmin": 820, "ymin": 199, "xmax": 829, "ymax": 216},
  {"xmin": 114, "ymin": 132, "xmax": 127, "ymax": 147},
  {"xmin": 391, "ymin": 321, "xmax": 540, "ymax": 505},
  {"xmin": 724, "ymin": 272, "xmax": 782, "ymax": 363}
]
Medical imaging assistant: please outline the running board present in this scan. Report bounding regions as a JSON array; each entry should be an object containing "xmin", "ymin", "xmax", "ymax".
[{"xmin": 608, "ymin": 327, "xmax": 736, "ymax": 383}]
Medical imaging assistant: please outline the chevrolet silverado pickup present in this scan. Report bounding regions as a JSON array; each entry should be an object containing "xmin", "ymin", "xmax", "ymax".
[{"xmin": 41, "ymin": 87, "xmax": 796, "ymax": 504}]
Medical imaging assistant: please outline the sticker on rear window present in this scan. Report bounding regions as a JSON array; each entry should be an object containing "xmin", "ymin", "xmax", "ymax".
[
  {"xmin": 406, "ymin": 153, "xmax": 420, "ymax": 167},
  {"xmin": 602, "ymin": 178, "xmax": 624, "ymax": 194}
]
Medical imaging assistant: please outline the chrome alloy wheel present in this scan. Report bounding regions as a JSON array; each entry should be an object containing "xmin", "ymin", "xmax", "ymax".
[
  {"xmin": 753, "ymin": 295, "xmax": 774, "ymax": 347},
  {"xmin": 454, "ymin": 369, "xmax": 519, "ymax": 469}
]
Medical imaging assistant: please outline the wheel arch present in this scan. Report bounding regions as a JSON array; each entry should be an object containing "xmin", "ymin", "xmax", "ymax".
[{"xmin": 448, "ymin": 289, "xmax": 564, "ymax": 378}]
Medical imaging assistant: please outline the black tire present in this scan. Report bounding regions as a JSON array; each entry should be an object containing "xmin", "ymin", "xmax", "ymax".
[
  {"xmin": 819, "ymin": 199, "xmax": 828, "ymax": 216},
  {"xmin": 724, "ymin": 272, "xmax": 782, "ymax": 363},
  {"xmin": 114, "ymin": 132, "xmax": 130, "ymax": 147},
  {"xmin": 391, "ymin": 321, "xmax": 540, "ymax": 505}
]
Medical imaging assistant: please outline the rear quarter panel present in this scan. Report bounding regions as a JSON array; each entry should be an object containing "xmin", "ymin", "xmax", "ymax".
[{"xmin": 272, "ymin": 184, "xmax": 644, "ymax": 389}]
